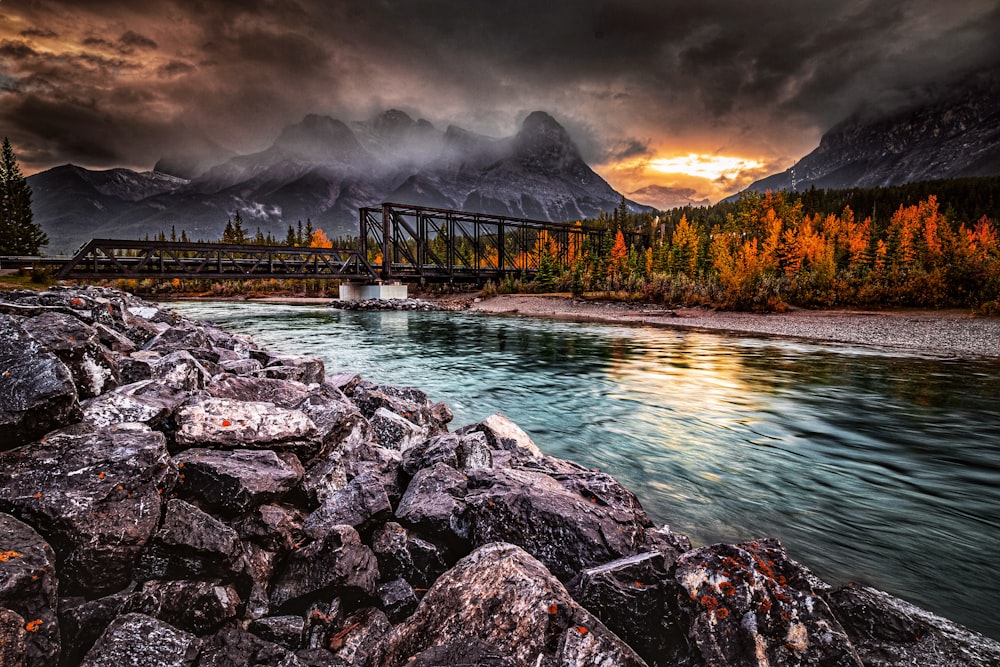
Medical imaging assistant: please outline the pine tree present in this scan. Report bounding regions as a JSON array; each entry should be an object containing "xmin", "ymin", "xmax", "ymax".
[
  {"xmin": 232, "ymin": 211, "xmax": 248, "ymax": 244},
  {"xmin": 286, "ymin": 225, "xmax": 297, "ymax": 246},
  {"xmin": 0, "ymin": 137, "xmax": 47, "ymax": 255}
]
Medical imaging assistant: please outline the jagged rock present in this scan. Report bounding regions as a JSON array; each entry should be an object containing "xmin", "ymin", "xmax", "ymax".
[
  {"xmin": 195, "ymin": 627, "xmax": 302, "ymax": 667},
  {"xmin": 81, "ymin": 379, "xmax": 187, "ymax": 428},
  {"xmin": 269, "ymin": 525, "xmax": 378, "ymax": 611},
  {"xmin": 0, "ymin": 607, "xmax": 27, "ymax": 667},
  {"xmin": 151, "ymin": 350, "xmax": 211, "ymax": 391},
  {"xmin": 118, "ymin": 350, "xmax": 157, "ymax": 384},
  {"xmin": 371, "ymin": 522, "xmax": 450, "ymax": 590},
  {"xmin": 249, "ymin": 615, "xmax": 306, "ymax": 651},
  {"xmin": 158, "ymin": 499, "xmax": 242, "ymax": 561},
  {"xmin": 21, "ymin": 312, "xmax": 120, "ymax": 399},
  {"xmin": 328, "ymin": 607, "xmax": 391, "ymax": 665},
  {"xmin": 126, "ymin": 580, "xmax": 240, "ymax": 635},
  {"xmin": 400, "ymin": 433, "xmax": 459, "ymax": 474},
  {"xmin": 300, "ymin": 454, "xmax": 350, "ymax": 506},
  {"xmin": 376, "ymin": 578, "xmax": 418, "ymax": 623},
  {"xmin": 94, "ymin": 322, "xmax": 136, "ymax": 353},
  {"xmin": 82, "ymin": 613, "xmax": 200, "ymax": 667},
  {"xmin": 370, "ymin": 407, "xmax": 425, "ymax": 450},
  {"xmin": 174, "ymin": 396, "xmax": 317, "ymax": 448},
  {"xmin": 458, "ymin": 411, "xmax": 544, "ymax": 459},
  {"xmin": 231, "ymin": 504, "xmax": 304, "ymax": 553},
  {"xmin": 0, "ymin": 514, "xmax": 59, "ymax": 667},
  {"xmin": 458, "ymin": 431, "xmax": 492, "ymax": 469},
  {"xmin": 173, "ymin": 448, "xmax": 302, "ymax": 516},
  {"xmin": 672, "ymin": 539, "xmax": 862, "ymax": 667},
  {"xmin": 143, "ymin": 324, "xmax": 210, "ymax": 355},
  {"xmin": 407, "ymin": 638, "xmax": 517, "ymax": 667},
  {"xmin": 303, "ymin": 599, "xmax": 344, "ymax": 651},
  {"xmin": 326, "ymin": 372, "xmax": 361, "ymax": 395},
  {"xmin": 57, "ymin": 592, "xmax": 129, "ymax": 667},
  {"xmin": 464, "ymin": 467, "xmax": 651, "ymax": 581},
  {"xmin": 302, "ymin": 472, "xmax": 391, "ymax": 538},
  {"xmin": 351, "ymin": 383, "xmax": 424, "ymax": 423},
  {"xmin": 206, "ymin": 376, "xmax": 310, "ymax": 408},
  {"xmin": 371, "ymin": 542, "xmax": 648, "ymax": 667},
  {"xmin": 395, "ymin": 463, "xmax": 469, "ymax": 543},
  {"xmin": 826, "ymin": 583, "xmax": 1000, "ymax": 667},
  {"xmin": 0, "ymin": 423, "xmax": 176, "ymax": 595},
  {"xmin": 0, "ymin": 314, "xmax": 80, "ymax": 450},
  {"xmin": 219, "ymin": 358, "xmax": 264, "ymax": 375},
  {"xmin": 255, "ymin": 352, "xmax": 325, "ymax": 386},
  {"xmin": 568, "ymin": 551, "xmax": 679, "ymax": 666},
  {"xmin": 295, "ymin": 383, "xmax": 371, "ymax": 457},
  {"xmin": 340, "ymin": 442, "xmax": 405, "ymax": 505}
]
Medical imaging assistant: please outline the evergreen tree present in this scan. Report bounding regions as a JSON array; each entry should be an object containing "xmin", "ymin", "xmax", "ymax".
[
  {"xmin": 0, "ymin": 137, "xmax": 47, "ymax": 255},
  {"xmin": 296, "ymin": 220, "xmax": 304, "ymax": 246},
  {"xmin": 232, "ymin": 211, "xmax": 248, "ymax": 244},
  {"xmin": 221, "ymin": 219, "xmax": 236, "ymax": 243},
  {"xmin": 286, "ymin": 225, "xmax": 297, "ymax": 246}
]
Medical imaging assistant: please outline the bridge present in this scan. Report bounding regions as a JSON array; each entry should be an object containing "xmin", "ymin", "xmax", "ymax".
[{"xmin": 5, "ymin": 203, "xmax": 647, "ymax": 283}]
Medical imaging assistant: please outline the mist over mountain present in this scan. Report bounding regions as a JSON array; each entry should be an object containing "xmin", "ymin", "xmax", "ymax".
[
  {"xmin": 745, "ymin": 70, "xmax": 1000, "ymax": 194},
  {"xmin": 628, "ymin": 185, "xmax": 711, "ymax": 210},
  {"xmin": 29, "ymin": 111, "xmax": 651, "ymax": 253}
]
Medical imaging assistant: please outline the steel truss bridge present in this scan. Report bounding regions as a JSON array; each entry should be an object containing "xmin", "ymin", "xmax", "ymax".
[{"xmin": 46, "ymin": 203, "xmax": 647, "ymax": 282}]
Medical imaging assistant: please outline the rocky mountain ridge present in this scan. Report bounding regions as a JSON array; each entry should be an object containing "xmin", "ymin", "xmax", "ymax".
[
  {"xmin": 28, "ymin": 111, "xmax": 650, "ymax": 253},
  {"xmin": 747, "ymin": 70, "xmax": 1000, "ymax": 193}
]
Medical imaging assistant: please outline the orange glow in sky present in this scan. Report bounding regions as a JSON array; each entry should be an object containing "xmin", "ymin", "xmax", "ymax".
[{"xmin": 648, "ymin": 154, "xmax": 765, "ymax": 181}]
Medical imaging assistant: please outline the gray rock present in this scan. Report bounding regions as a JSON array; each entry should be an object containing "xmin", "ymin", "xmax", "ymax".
[
  {"xmin": 371, "ymin": 522, "xmax": 450, "ymax": 590},
  {"xmin": 376, "ymin": 578, "xmax": 419, "ymax": 623},
  {"xmin": 371, "ymin": 542, "xmax": 648, "ymax": 667},
  {"xmin": 57, "ymin": 592, "xmax": 129, "ymax": 667},
  {"xmin": 0, "ymin": 607, "xmax": 27, "ymax": 667},
  {"xmin": 206, "ymin": 376, "xmax": 310, "ymax": 408},
  {"xmin": 464, "ymin": 467, "xmax": 651, "ymax": 581},
  {"xmin": 0, "ymin": 423, "xmax": 176, "ymax": 595},
  {"xmin": 461, "ymin": 411, "xmax": 543, "ymax": 458},
  {"xmin": 173, "ymin": 448, "xmax": 302, "ymax": 516},
  {"xmin": 151, "ymin": 350, "xmax": 211, "ymax": 391},
  {"xmin": 126, "ymin": 580, "xmax": 240, "ymax": 635},
  {"xmin": 400, "ymin": 433, "xmax": 460, "ymax": 474},
  {"xmin": 328, "ymin": 607, "xmax": 390, "ymax": 666},
  {"xmin": 143, "ymin": 324, "xmax": 210, "ymax": 355},
  {"xmin": 249, "ymin": 615, "xmax": 307, "ymax": 651},
  {"xmin": 256, "ymin": 353, "xmax": 325, "ymax": 386},
  {"xmin": 158, "ymin": 499, "xmax": 242, "ymax": 561},
  {"xmin": 82, "ymin": 613, "xmax": 200, "ymax": 667},
  {"xmin": 219, "ymin": 358, "xmax": 264, "ymax": 375},
  {"xmin": 0, "ymin": 314, "xmax": 80, "ymax": 450},
  {"xmin": 302, "ymin": 472, "xmax": 392, "ymax": 538},
  {"xmin": 370, "ymin": 407, "xmax": 425, "ymax": 450},
  {"xmin": 196, "ymin": 627, "xmax": 304, "ymax": 667},
  {"xmin": 231, "ymin": 504, "xmax": 304, "ymax": 553},
  {"xmin": 672, "ymin": 539, "xmax": 862, "ymax": 667},
  {"xmin": 81, "ymin": 379, "xmax": 187, "ymax": 428},
  {"xmin": 174, "ymin": 396, "xmax": 317, "ymax": 448},
  {"xmin": 395, "ymin": 463, "xmax": 469, "ymax": 542},
  {"xmin": 21, "ymin": 312, "xmax": 120, "ymax": 399},
  {"xmin": 0, "ymin": 514, "xmax": 59, "ymax": 667},
  {"xmin": 269, "ymin": 525, "xmax": 378, "ymax": 612},
  {"xmin": 826, "ymin": 583, "xmax": 1000, "ymax": 667}
]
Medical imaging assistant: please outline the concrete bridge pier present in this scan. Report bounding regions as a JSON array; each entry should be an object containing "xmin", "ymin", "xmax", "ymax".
[{"xmin": 338, "ymin": 281, "xmax": 408, "ymax": 300}]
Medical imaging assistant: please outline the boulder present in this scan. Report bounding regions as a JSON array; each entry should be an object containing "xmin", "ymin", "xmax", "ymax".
[
  {"xmin": 156, "ymin": 499, "xmax": 242, "ymax": 563},
  {"xmin": 21, "ymin": 312, "xmax": 120, "ymax": 399},
  {"xmin": 376, "ymin": 578, "xmax": 419, "ymax": 622},
  {"xmin": 464, "ymin": 467, "xmax": 651, "ymax": 581},
  {"xmin": 81, "ymin": 379, "xmax": 187, "ymax": 428},
  {"xmin": 371, "ymin": 522, "xmax": 450, "ymax": 590},
  {"xmin": 0, "ymin": 423, "xmax": 176, "ymax": 595},
  {"xmin": 400, "ymin": 433, "xmax": 459, "ymax": 474},
  {"xmin": 173, "ymin": 448, "xmax": 302, "ymax": 516},
  {"xmin": 295, "ymin": 383, "xmax": 372, "ymax": 457},
  {"xmin": 255, "ymin": 352, "xmax": 325, "ymax": 386},
  {"xmin": 302, "ymin": 472, "xmax": 392, "ymax": 538},
  {"xmin": 406, "ymin": 638, "xmax": 517, "ymax": 667},
  {"xmin": 395, "ymin": 463, "xmax": 469, "ymax": 543},
  {"xmin": 0, "ymin": 607, "xmax": 27, "ymax": 667},
  {"xmin": 672, "ymin": 539, "xmax": 862, "ymax": 667},
  {"xmin": 196, "ymin": 627, "xmax": 305, "ymax": 667},
  {"xmin": 143, "ymin": 324, "xmax": 210, "ymax": 356},
  {"xmin": 269, "ymin": 525, "xmax": 378, "ymax": 612},
  {"xmin": 327, "ymin": 607, "xmax": 390, "ymax": 665},
  {"xmin": 231, "ymin": 504, "xmax": 305, "ymax": 553},
  {"xmin": 81, "ymin": 613, "xmax": 200, "ymax": 667},
  {"xmin": 826, "ymin": 583, "xmax": 1000, "ymax": 667},
  {"xmin": 126, "ymin": 579, "xmax": 240, "ymax": 635},
  {"xmin": 0, "ymin": 314, "xmax": 80, "ymax": 449},
  {"xmin": 174, "ymin": 396, "xmax": 317, "ymax": 448},
  {"xmin": 0, "ymin": 514, "xmax": 59, "ymax": 667},
  {"xmin": 206, "ymin": 376, "xmax": 310, "ymax": 408},
  {"xmin": 151, "ymin": 350, "xmax": 211, "ymax": 391},
  {"xmin": 248, "ymin": 615, "xmax": 306, "ymax": 651},
  {"xmin": 57, "ymin": 592, "xmax": 129, "ymax": 667},
  {"xmin": 371, "ymin": 542, "xmax": 648, "ymax": 667},
  {"xmin": 370, "ymin": 407, "xmax": 425, "ymax": 450},
  {"xmin": 460, "ymin": 412, "xmax": 544, "ymax": 458}
]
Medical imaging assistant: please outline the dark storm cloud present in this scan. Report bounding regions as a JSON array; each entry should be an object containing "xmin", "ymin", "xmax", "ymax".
[{"xmin": 1, "ymin": 0, "xmax": 998, "ymax": 182}]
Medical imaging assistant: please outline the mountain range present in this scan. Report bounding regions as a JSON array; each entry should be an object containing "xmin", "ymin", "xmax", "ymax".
[
  {"xmin": 746, "ymin": 70, "xmax": 1000, "ymax": 193},
  {"xmin": 29, "ymin": 111, "xmax": 651, "ymax": 253}
]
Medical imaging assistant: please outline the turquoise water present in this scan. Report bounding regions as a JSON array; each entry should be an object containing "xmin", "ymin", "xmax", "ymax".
[{"xmin": 168, "ymin": 301, "xmax": 1000, "ymax": 639}]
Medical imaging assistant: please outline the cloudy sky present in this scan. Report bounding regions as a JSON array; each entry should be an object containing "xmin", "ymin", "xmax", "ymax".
[{"xmin": 1, "ymin": 0, "xmax": 998, "ymax": 203}]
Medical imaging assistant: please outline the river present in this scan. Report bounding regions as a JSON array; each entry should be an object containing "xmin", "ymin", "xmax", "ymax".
[{"xmin": 168, "ymin": 301, "xmax": 1000, "ymax": 639}]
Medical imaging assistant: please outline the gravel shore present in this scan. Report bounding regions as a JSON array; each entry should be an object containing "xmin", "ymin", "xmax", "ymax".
[{"xmin": 465, "ymin": 295, "xmax": 1000, "ymax": 359}]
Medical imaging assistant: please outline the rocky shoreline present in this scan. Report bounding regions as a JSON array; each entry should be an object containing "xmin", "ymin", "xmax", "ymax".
[{"xmin": 1, "ymin": 286, "xmax": 999, "ymax": 667}]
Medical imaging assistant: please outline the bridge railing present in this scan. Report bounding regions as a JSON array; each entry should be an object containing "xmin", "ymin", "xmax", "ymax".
[
  {"xmin": 360, "ymin": 203, "xmax": 647, "ymax": 281},
  {"xmin": 57, "ymin": 239, "xmax": 378, "ymax": 281}
]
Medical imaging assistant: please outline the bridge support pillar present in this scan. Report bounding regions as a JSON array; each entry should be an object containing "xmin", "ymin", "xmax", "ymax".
[{"xmin": 338, "ymin": 282, "xmax": 408, "ymax": 301}]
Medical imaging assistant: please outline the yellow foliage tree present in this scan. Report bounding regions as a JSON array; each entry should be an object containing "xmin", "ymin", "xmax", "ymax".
[{"xmin": 310, "ymin": 228, "xmax": 333, "ymax": 248}]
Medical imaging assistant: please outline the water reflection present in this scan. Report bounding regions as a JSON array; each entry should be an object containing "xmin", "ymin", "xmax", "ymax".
[{"xmin": 168, "ymin": 301, "xmax": 1000, "ymax": 639}]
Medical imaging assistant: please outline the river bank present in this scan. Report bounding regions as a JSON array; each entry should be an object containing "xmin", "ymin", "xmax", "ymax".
[{"xmin": 460, "ymin": 294, "xmax": 1000, "ymax": 359}]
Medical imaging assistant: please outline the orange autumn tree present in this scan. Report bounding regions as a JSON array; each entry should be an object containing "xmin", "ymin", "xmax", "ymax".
[
  {"xmin": 609, "ymin": 230, "xmax": 628, "ymax": 277},
  {"xmin": 309, "ymin": 228, "xmax": 333, "ymax": 248}
]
